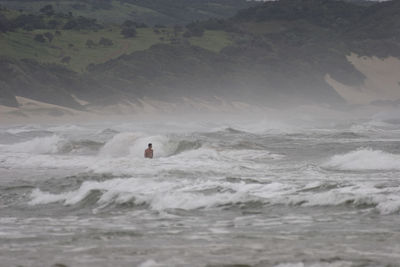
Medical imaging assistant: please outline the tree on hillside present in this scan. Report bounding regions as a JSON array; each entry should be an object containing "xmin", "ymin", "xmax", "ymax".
[
  {"xmin": 184, "ymin": 23, "xmax": 205, "ymax": 37},
  {"xmin": 47, "ymin": 19, "xmax": 61, "ymax": 29},
  {"xmin": 98, "ymin": 37, "xmax": 113, "ymax": 46},
  {"xmin": 44, "ymin": 32, "xmax": 54, "ymax": 43},
  {"xmin": 122, "ymin": 20, "xmax": 136, "ymax": 28},
  {"xmin": 14, "ymin": 14, "xmax": 46, "ymax": 31},
  {"xmin": 121, "ymin": 19, "xmax": 139, "ymax": 38},
  {"xmin": 122, "ymin": 20, "xmax": 147, "ymax": 29},
  {"xmin": 63, "ymin": 20, "xmax": 78, "ymax": 30},
  {"xmin": 94, "ymin": 0, "xmax": 113, "ymax": 10},
  {"xmin": 86, "ymin": 39, "xmax": 96, "ymax": 48},
  {"xmin": 71, "ymin": 3, "xmax": 87, "ymax": 10},
  {"xmin": 63, "ymin": 16, "xmax": 101, "ymax": 30},
  {"xmin": 61, "ymin": 56, "xmax": 71, "ymax": 64},
  {"xmin": 0, "ymin": 14, "xmax": 11, "ymax": 32},
  {"xmin": 121, "ymin": 27, "xmax": 137, "ymax": 38},
  {"xmin": 137, "ymin": 23, "xmax": 147, "ymax": 28},
  {"xmin": 87, "ymin": 63, "xmax": 96, "ymax": 72},
  {"xmin": 173, "ymin": 24, "xmax": 184, "ymax": 36},
  {"xmin": 34, "ymin": 34, "xmax": 46, "ymax": 43},
  {"xmin": 40, "ymin": 5, "xmax": 55, "ymax": 16},
  {"xmin": 199, "ymin": 18, "xmax": 235, "ymax": 32}
]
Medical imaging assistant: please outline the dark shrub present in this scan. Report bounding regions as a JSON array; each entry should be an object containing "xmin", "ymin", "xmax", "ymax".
[
  {"xmin": 61, "ymin": 56, "xmax": 71, "ymax": 63},
  {"xmin": 98, "ymin": 37, "xmax": 113, "ymax": 46},
  {"xmin": 44, "ymin": 32, "xmax": 54, "ymax": 42},
  {"xmin": 121, "ymin": 27, "xmax": 136, "ymax": 38},
  {"xmin": 34, "ymin": 34, "xmax": 46, "ymax": 43},
  {"xmin": 86, "ymin": 39, "xmax": 96, "ymax": 48}
]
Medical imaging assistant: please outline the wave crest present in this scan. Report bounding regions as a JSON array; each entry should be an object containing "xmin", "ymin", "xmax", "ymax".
[
  {"xmin": 322, "ymin": 148, "xmax": 400, "ymax": 171},
  {"xmin": 28, "ymin": 178, "xmax": 400, "ymax": 215},
  {"xmin": 1, "ymin": 135, "xmax": 64, "ymax": 154},
  {"xmin": 98, "ymin": 132, "xmax": 201, "ymax": 158},
  {"xmin": 0, "ymin": 135, "xmax": 104, "ymax": 155}
]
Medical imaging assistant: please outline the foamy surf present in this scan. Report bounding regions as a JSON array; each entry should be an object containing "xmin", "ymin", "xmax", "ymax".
[
  {"xmin": 322, "ymin": 148, "xmax": 400, "ymax": 171},
  {"xmin": 29, "ymin": 178, "xmax": 254, "ymax": 210},
  {"xmin": 2, "ymin": 118, "xmax": 400, "ymax": 266},
  {"xmin": 0, "ymin": 135, "xmax": 64, "ymax": 154},
  {"xmin": 98, "ymin": 132, "xmax": 183, "ymax": 158},
  {"xmin": 28, "ymin": 176, "xmax": 400, "ymax": 214}
]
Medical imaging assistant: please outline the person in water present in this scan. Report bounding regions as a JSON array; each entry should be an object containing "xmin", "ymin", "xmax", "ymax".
[{"xmin": 144, "ymin": 143, "xmax": 153, "ymax": 159}]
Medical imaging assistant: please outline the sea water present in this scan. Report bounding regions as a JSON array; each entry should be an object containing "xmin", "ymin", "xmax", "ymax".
[{"xmin": 1, "ymin": 116, "xmax": 400, "ymax": 267}]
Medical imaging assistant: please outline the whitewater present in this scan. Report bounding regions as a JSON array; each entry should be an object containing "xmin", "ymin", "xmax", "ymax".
[{"xmin": 1, "ymin": 116, "xmax": 400, "ymax": 267}]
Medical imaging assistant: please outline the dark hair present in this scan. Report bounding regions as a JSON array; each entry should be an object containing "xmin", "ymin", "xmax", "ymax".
[{"xmin": 148, "ymin": 143, "xmax": 152, "ymax": 147}]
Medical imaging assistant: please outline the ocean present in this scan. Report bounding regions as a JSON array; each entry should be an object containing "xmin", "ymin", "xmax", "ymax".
[{"xmin": 1, "ymin": 115, "xmax": 400, "ymax": 267}]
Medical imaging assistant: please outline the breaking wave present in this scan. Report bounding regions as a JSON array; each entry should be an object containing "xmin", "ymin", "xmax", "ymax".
[
  {"xmin": 98, "ymin": 132, "xmax": 201, "ymax": 158},
  {"xmin": 322, "ymin": 148, "xmax": 400, "ymax": 171},
  {"xmin": 0, "ymin": 135, "xmax": 104, "ymax": 155},
  {"xmin": 1, "ymin": 135, "xmax": 64, "ymax": 154},
  {"xmin": 29, "ymin": 178, "xmax": 257, "ymax": 210},
  {"xmin": 274, "ymin": 259, "xmax": 378, "ymax": 267},
  {"xmin": 29, "ymin": 178, "xmax": 400, "ymax": 214}
]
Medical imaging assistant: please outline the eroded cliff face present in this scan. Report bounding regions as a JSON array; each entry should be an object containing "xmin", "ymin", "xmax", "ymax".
[{"xmin": 326, "ymin": 54, "xmax": 400, "ymax": 105}]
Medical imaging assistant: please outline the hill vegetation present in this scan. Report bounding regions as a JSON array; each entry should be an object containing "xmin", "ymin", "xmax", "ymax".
[
  {"xmin": 0, "ymin": 0, "xmax": 255, "ymax": 25},
  {"xmin": 1, "ymin": 0, "xmax": 400, "ymax": 111},
  {"xmin": 0, "ymin": 4, "xmax": 232, "ymax": 72}
]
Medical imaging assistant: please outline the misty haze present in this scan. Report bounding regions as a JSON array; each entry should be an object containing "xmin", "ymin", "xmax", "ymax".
[{"xmin": 1, "ymin": 0, "xmax": 400, "ymax": 266}]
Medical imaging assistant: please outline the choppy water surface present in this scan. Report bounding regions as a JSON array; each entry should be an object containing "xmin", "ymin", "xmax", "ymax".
[{"xmin": 1, "ymin": 118, "xmax": 400, "ymax": 267}]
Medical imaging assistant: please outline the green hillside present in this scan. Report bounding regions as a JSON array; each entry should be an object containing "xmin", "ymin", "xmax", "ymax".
[
  {"xmin": 0, "ymin": 28, "xmax": 231, "ymax": 72},
  {"xmin": 1, "ymin": 0, "xmax": 400, "ymax": 110},
  {"xmin": 0, "ymin": 4, "xmax": 232, "ymax": 72},
  {"xmin": 0, "ymin": 0, "xmax": 255, "ymax": 25},
  {"xmin": 1, "ymin": 27, "xmax": 166, "ymax": 72},
  {"xmin": 188, "ymin": 30, "xmax": 232, "ymax": 53}
]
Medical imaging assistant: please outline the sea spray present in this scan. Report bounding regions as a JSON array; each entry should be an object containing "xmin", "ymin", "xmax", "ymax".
[{"xmin": 322, "ymin": 148, "xmax": 400, "ymax": 171}]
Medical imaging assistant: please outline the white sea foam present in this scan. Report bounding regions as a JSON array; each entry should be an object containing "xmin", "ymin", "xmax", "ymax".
[
  {"xmin": 138, "ymin": 260, "xmax": 160, "ymax": 267},
  {"xmin": 90, "ymin": 130, "xmax": 281, "ymax": 176},
  {"xmin": 274, "ymin": 261, "xmax": 353, "ymax": 267},
  {"xmin": 349, "ymin": 119, "xmax": 400, "ymax": 138},
  {"xmin": 0, "ymin": 129, "xmax": 279, "ymax": 175},
  {"xmin": 88, "ymin": 146, "xmax": 278, "ymax": 178},
  {"xmin": 4, "ymin": 123, "xmax": 400, "ymax": 217},
  {"xmin": 322, "ymin": 148, "xmax": 400, "ymax": 171},
  {"xmin": 47, "ymin": 124, "xmax": 86, "ymax": 132},
  {"xmin": 99, "ymin": 132, "xmax": 178, "ymax": 158},
  {"xmin": 29, "ymin": 178, "xmax": 257, "ymax": 210},
  {"xmin": 282, "ymin": 182, "xmax": 400, "ymax": 215},
  {"xmin": 0, "ymin": 153, "xmax": 92, "ymax": 169},
  {"xmin": 372, "ymin": 109, "xmax": 400, "ymax": 124},
  {"xmin": 0, "ymin": 135, "xmax": 64, "ymax": 154},
  {"xmin": 4, "ymin": 124, "xmax": 42, "ymax": 134},
  {"xmin": 222, "ymin": 149, "xmax": 284, "ymax": 161},
  {"xmin": 286, "ymin": 184, "xmax": 381, "ymax": 207},
  {"xmin": 98, "ymin": 132, "xmax": 143, "ymax": 157},
  {"xmin": 28, "ymin": 174, "xmax": 400, "ymax": 215},
  {"xmin": 29, "ymin": 176, "xmax": 288, "ymax": 210},
  {"xmin": 232, "ymin": 119, "xmax": 297, "ymax": 134}
]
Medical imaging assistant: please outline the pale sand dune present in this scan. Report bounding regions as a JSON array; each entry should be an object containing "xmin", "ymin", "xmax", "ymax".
[
  {"xmin": 326, "ymin": 53, "xmax": 400, "ymax": 104},
  {"xmin": 71, "ymin": 94, "xmax": 89, "ymax": 106},
  {"xmin": 16, "ymin": 96, "xmax": 82, "ymax": 113},
  {"xmin": 0, "ymin": 95, "xmax": 265, "ymax": 124},
  {"xmin": 0, "ymin": 105, "xmax": 19, "ymax": 113},
  {"xmin": 0, "ymin": 96, "xmax": 88, "ymax": 124}
]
